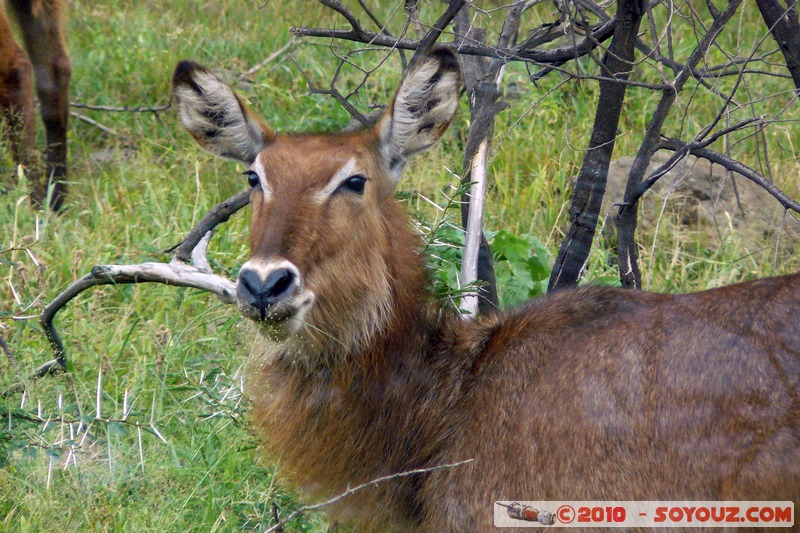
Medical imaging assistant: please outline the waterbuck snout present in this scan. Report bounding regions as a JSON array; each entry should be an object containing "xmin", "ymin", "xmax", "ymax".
[
  {"xmin": 238, "ymin": 262, "xmax": 297, "ymax": 313},
  {"xmin": 173, "ymin": 50, "xmax": 800, "ymax": 532},
  {"xmin": 236, "ymin": 258, "xmax": 312, "ymax": 335}
]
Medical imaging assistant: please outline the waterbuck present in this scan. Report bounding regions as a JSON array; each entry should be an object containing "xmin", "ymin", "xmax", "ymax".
[
  {"xmin": 172, "ymin": 49, "xmax": 799, "ymax": 531},
  {"xmin": 0, "ymin": 0, "xmax": 70, "ymax": 210}
]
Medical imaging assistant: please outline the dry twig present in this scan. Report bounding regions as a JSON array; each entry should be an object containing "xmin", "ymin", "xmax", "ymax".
[
  {"xmin": 70, "ymin": 111, "xmax": 126, "ymax": 139},
  {"xmin": 263, "ymin": 459, "xmax": 473, "ymax": 533},
  {"xmin": 239, "ymin": 38, "xmax": 297, "ymax": 80}
]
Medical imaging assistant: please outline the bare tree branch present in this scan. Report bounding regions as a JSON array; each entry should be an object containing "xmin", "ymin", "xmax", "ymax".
[
  {"xmin": 409, "ymin": 0, "xmax": 466, "ymax": 64},
  {"xmin": 452, "ymin": 2, "xmax": 527, "ymax": 314},
  {"xmin": 289, "ymin": 53, "xmax": 372, "ymax": 126},
  {"xmin": 356, "ymin": 0, "xmax": 391, "ymax": 33},
  {"xmin": 460, "ymin": 137, "xmax": 488, "ymax": 316},
  {"xmin": 70, "ymin": 111, "xmax": 126, "ymax": 139},
  {"xmin": 291, "ymin": 18, "xmax": 616, "ymax": 64},
  {"xmin": 625, "ymin": 119, "xmax": 763, "ymax": 198},
  {"xmin": 318, "ymin": 0, "xmax": 372, "ymax": 40},
  {"xmin": 70, "ymin": 101, "xmax": 171, "ymax": 113},
  {"xmin": 239, "ymin": 38, "xmax": 297, "ymax": 80},
  {"xmin": 167, "ymin": 189, "xmax": 251, "ymax": 262},
  {"xmin": 656, "ymin": 137, "xmax": 800, "ymax": 213},
  {"xmin": 38, "ymin": 248, "xmax": 237, "ymax": 377},
  {"xmin": 356, "ymin": 0, "xmax": 408, "ymax": 69}
]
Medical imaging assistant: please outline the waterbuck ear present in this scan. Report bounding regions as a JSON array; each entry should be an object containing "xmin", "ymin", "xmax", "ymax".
[
  {"xmin": 172, "ymin": 61, "xmax": 274, "ymax": 164},
  {"xmin": 375, "ymin": 48, "xmax": 462, "ymax": 194}
]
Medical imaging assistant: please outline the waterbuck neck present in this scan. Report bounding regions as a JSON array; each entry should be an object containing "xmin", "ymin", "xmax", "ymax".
[{"xmin": 247, "ymin": 195, "xmax": 470, "ymax": 527}]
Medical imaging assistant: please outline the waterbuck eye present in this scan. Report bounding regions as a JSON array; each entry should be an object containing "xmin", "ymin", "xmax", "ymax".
[
  {"xmin": 244, "ymin": 170, "xmax": 259, "ymax": 188},
  {"xmin": 337, "ymin": 174, "xmax": 367, "ymax": 195}
]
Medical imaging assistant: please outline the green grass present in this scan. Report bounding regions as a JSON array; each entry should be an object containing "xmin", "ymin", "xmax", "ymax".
[{"xmin": 1, "ymin": 1, "xmax": 799, "ymax": 530}]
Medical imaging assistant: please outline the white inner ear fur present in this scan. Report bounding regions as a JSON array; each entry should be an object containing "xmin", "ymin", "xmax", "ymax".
[
  {"xmin": 377, "ymin": 58, "xmax": 460, "ymax": 192},
  {"xmin": 175, "ymin": 69, "xmax": 267, "ymax": 163},
  {"xmin": 314, "ymin": 158, "xmax": 361, "ymax": 202}
]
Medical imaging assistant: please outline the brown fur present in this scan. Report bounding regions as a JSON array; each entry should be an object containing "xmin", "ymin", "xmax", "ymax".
[
  {"xmin": 173, "ymin": 53, "xmax": 800, "ymax": 531},
  {"xmin": 0, "ymin": 0, "xmax": 70, "ymax": 210}
]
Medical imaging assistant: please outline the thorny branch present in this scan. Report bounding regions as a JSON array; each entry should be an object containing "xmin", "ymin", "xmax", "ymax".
[
  {"xmin": 3, "ymin": 369, "xmax": 173, "ymax": 476},
  {"xmin": 8, "ymin": 402, "xmax": 167, "ymax": 442}
]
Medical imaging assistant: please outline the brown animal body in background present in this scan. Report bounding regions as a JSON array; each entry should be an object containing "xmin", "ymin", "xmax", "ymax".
[
  {"xmin": 172, "ymin": 50, "xmax": 800, "ymax": 531},
  {"xmin": 0, "ymin": 0, "xmax": 69, "ymax": 210}
]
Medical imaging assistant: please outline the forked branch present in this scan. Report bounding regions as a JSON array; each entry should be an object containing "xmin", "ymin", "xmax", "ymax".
[
  {"xmin": 25, "ymin": 190, "xmax": 250, "ymax": 388},
  {"xmin": 167, "ymin": 189, "xmax": 251, "ymax": 262}
]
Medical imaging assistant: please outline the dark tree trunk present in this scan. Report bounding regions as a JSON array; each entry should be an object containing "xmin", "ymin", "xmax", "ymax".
[
  {"xmin": 548, "ymin": 0, "xmax": 645, "ymax": 291},
  {"xmin": 755, "ymin": 0, "xmax": 800, "ymax": 90}
]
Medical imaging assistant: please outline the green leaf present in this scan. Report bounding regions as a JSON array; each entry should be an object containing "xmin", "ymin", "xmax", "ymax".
[{"xmin": 490, "ymin": 231, "xmax": 552, "ymax": 307}]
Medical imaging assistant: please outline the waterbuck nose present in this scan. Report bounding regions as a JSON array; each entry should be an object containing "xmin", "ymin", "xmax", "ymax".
[{"xmin": 237, "ymin": 265, "xmax": 297, "ymax": 314}]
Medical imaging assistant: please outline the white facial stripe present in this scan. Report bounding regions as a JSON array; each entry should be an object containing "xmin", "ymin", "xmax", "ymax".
[
  {"xmin": 314, "ymin": 158, "xmax": 361, "ymax": 202},
  {"xmin": 252, "ymin": 157, "xmax": 271, "ymax": 200}
]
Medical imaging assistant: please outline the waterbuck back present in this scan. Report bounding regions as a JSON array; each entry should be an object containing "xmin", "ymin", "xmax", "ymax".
[{"xmin": 173, "ymin": 49, "xmax": 800, "ymax": 531}]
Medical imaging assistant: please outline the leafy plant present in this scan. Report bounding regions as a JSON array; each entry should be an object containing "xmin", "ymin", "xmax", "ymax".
[
  {"xmin": 489, "ymin": 230, "xmax": 551, "ymax": 307},
  {"xmin": 411, "ymin": 184, "xmax": 552, "ymax": 311}
]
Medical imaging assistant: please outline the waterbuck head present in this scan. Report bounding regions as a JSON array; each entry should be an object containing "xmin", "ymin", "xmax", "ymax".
[{"xmin": 173, "ymin": 50, "xmax": 461, "ymax": 351}]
